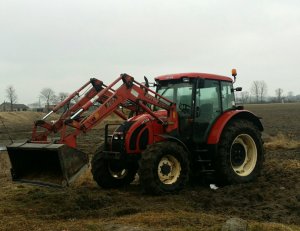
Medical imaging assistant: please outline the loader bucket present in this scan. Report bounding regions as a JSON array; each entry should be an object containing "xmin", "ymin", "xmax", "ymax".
[{"xmin": 6, "ymin": 142, "xmax": 88, "ymax": 187}]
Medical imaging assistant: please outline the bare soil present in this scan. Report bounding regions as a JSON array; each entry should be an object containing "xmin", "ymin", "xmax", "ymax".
[
  {"xmin": 0, "ymin": 107, "xmax": 299, "ymax": 231},
  {"xmin": 245, "ymin": 103, "xmax": 300, "ymax": 140}
]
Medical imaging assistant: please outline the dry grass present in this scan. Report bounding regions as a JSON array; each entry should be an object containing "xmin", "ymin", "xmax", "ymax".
[
  {"xmin": 249, "ymin": 222, "xmax": 300, "ymax": 231},
  {"xmin": 0, "ymin": 111, "xmax": 52, "ymax": 126},
  {"xmin": 264, "ymin": 133, "xmax": 300, "ymax": 150},
  {"xmin": 71, "ymin": 166, "xmax": 97, "ymax": 188},
  {"xmin": 0, "ymin": 152, "xmax": 10, "ymax": 178}
]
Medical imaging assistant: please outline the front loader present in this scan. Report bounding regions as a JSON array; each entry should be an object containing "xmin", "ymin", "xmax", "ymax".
[
  {"xmin": 7, "ymin": 71, "xmax": 264, "ymax": 193},
  {"xmin": 6, "ymin": 74, "xmax": 177, "ymax": 187}
]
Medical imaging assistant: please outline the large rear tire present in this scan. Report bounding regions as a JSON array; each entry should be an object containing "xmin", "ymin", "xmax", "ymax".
[
  {"xmin": 139, "ymin": 142, "xmax": 190, "ymax": 195},
  {"xmin": 91, "ymin": 145, "xmax": 137, "ymax": 188},
  {"xmin": 215, "ymin": 119, "xmax": 264, "ymax": 185}
]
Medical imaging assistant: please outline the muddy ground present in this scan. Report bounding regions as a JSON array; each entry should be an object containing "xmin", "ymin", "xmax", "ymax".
[{"xmin": 0, "ymin": 105, "xmax": 299, "ymax": 231}]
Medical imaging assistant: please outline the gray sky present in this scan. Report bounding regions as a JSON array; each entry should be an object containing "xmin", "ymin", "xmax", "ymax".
[{"xmin": 1, "ymin": 0, "xmax": 299, "ymax": 104}]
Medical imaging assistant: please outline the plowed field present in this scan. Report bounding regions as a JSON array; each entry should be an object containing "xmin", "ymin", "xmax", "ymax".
[{"xmin": 0, "ymin": 105, "xmax": 299, "ymax": 231}]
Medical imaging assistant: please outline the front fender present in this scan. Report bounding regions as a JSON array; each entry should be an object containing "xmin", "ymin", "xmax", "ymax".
[
  {"xmin": 207, "ymin": 110, "xmax": 263, "ymax": 144},
  {"xmin": 155, "ymin": 134, "xmax": 190, "ymax": 154}
]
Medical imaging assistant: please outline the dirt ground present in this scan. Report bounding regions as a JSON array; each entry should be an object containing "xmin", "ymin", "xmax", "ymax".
[
  {"xmin": 245, "ymin": 103, "xmax": 300, "ymax": 140},
  {"xmin": 0, "ymin": 107, "xmax": 299, "ymax": 231}
]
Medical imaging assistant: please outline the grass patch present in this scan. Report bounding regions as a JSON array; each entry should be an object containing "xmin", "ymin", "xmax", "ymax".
[
  {"xmin": 264, "ymin": 133, "xmax": 300, "ymax": 150},
  {"xmin": 249, "ymin": 221, "xmax": 300, "ymax": 231}
]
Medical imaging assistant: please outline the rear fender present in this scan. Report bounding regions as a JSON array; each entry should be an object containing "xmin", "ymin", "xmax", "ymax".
[{"xmin": 207, "ymin": 110, "xmax": 263, "ymax": 144}]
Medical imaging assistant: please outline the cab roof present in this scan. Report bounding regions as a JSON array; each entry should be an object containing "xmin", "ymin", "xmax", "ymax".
[{"xmin": 155, "ymin": 72, "xmax": 232, "ymax": 82}]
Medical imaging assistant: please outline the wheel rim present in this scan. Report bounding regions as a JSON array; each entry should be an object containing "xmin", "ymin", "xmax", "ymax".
[
  {"xmin": 108, "ymin": 162, "xmax": 128, "ymax": 179},
  {"xmin": 157, "ymin": 154, "xmax": 181, "ymax": 185},
  {"xmin": 230, "ymin": 134, "xmax": 257, "ymax": 176}
]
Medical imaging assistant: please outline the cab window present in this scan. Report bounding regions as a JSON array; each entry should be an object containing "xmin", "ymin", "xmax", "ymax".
[
  {"xmin": 156, "ymin": 81, "xmax": 193, "ymax": 114},
  {"xmin": 221, "ymin": 81, "xmax": 235, "ymax": 111}
]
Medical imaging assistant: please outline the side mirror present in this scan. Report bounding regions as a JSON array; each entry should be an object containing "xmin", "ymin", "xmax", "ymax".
[{"xmin": 231, "ymin": 87, "xmax": 242, "ymax": 92}]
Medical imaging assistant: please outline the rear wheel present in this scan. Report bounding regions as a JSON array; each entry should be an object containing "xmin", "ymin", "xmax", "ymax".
[
  {"xmin": 139, "ymin": 142, "xmax": 190, "ymax": 195},
  {"xmin": 215, "ymin": 119, "xmax": 264, "ymax": 184},
  {"xmin": 91, "ymin": 145, "xmax": 137, "ymax": 188}
]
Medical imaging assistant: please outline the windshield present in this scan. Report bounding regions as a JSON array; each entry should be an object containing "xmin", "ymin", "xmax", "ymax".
[{"xmin": 157, "ymin": 82, "xmax": 193, "ymax": 112}]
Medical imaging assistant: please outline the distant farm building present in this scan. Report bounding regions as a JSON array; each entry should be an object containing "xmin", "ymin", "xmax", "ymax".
[{"xmin": 0, "ymin": 102, "xmax": 29, "ymax": 112}]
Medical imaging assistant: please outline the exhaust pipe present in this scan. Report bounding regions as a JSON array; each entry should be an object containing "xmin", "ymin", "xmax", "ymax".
[{"xmin": 6, "ymin": 142, "xmax": 88, "ymax": 187}]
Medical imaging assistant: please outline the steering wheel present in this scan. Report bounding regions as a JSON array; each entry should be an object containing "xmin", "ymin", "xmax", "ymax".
[{"xmin": 179, "ymin": 103, "xmax": 191, "ymax": 114}]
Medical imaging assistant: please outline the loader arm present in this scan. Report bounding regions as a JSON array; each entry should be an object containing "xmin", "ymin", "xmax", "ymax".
[
  {"xmin": 32, "ymin": 78, "xmax": 128, "ymax": 142},
  {"xmin": 59, "ymin": 73, "xmax": 178, "ymax": 148}
]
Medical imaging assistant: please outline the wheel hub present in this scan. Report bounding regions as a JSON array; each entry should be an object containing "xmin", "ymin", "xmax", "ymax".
[
  {"xmin": 160, "ymin": 163, "xmax": 172, "ymax": 176},
  {"xmin": 108, "ymin": 162, "xmax": 128, "ymax": 179},
  {"xmin": 230, "ymin": 134, "xmax": 258, "ymax": 176},
  {"xmin": 157, "ymin": 155, "xmax": 181, "ymax": 185},
  {"xmin": 231, "ymin": 143, "xmax": 246, "ymax": 166}
]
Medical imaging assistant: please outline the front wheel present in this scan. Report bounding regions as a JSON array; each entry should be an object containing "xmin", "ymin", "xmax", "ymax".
[
  {"xmin": 215, "ymin": 119, "xmax": 264, "ymax": 185},
  {"xmin": 91, "ymin": 145, "xmax": 138, "ymax": 188},
  {"xmin": 139, "ymin": 142, "xmax": 190, "ymax": 195}
]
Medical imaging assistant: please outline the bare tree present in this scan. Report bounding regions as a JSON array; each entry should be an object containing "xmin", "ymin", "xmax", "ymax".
[
  {"xmin": 275, "ymin": 88, "xmax": 283, "ymax": 103},
  {"xmin": 251, "ymin": 81, "xmax": 260, "ymax": 103},
  {"xmin": 287, "ymin": 91, "xmax": 294, "ymax": 102},
  {"xmin": 240, "ymin": 91, "xmax": 250, "ymax": 104},
  {"xmin": 259, "ymin": 81, "xmax": 267, "ymax": 103},
  {"xmin": 58, "ymin": 92, "xmax": 69, "ymax": 102},
  {"xmin": 40, "ymin": 88, "xmax": 56, "ymax": 112},
  {"xmin": 6, "ymin": 85, "xmax": 17, "ymax": 111},
  {"xmin": 251, "ymin": 81, "xmax": 267, "ymax": 103}
]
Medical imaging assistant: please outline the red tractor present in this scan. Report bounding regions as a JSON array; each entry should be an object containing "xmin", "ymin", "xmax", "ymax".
[{"xmin": 7, "ymin": 70, "xmax": 264, "ymax": 194}]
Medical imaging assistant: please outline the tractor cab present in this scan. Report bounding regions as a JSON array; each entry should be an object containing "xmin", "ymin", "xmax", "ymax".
[{"xmin": 155, "ymin": 73, "xmax": 236, "ymax": 143}]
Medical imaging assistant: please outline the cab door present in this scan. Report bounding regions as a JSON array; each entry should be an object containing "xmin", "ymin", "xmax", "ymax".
[
  {"xmin": 176, "ymin": 83, "xmax": 194, "ymax": 141},
  {"xmin": 156, "ymin": 79, "xmax": 194, "ymax": 141},
  {"xmin": 193, "ymin": 79, "xmax": 221, "ymax": 143}
]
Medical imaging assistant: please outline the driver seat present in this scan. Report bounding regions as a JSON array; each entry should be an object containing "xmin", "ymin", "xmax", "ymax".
[
  {"xmin": 178, "ymin": 95, "xmax": 192, "ymax": 139},
  {"xmin": 178, "ymin": 95, "xmax": 191, "ymax": 114}
]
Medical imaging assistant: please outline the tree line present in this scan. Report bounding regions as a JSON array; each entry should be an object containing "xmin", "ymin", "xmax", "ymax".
[
  {"xmin": 236, "ymin": 81, "xmax": 300, "ymax": 104},
  {"xmin": 2, "ymin": 81, "xmax": 300, "ymax": 112},
  {"xmin": 38, "ymin": 88, "xmax": 69, "ymax": 111},
  {"xmin": 2, "ymin": 86, "xmax": 69, "ymax": 112}
]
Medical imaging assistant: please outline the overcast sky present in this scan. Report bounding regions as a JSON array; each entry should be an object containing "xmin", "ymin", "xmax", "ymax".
[{"xmin": 0, "ymin": 0, "xmax": 299, "ymax": 104}]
